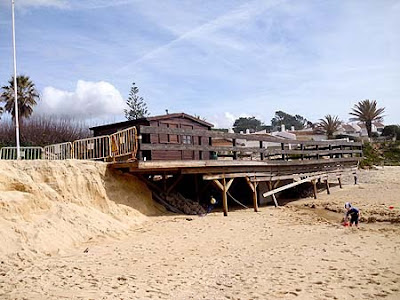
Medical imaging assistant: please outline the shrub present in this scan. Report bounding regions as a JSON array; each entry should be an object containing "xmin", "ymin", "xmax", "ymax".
[{"xmin": 0, "ymin": 115, "xmax": 91, "ymax": 147}]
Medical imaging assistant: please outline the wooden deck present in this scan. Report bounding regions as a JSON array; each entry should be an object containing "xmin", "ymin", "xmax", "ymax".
[{"xmin": 110, "ymin": 126, "xmax": 362, "ymax": 216}]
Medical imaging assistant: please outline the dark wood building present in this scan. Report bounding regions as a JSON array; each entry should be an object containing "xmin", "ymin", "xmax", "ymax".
[{"xmin": 89, "ymin": 113, "xmax": 213, "ymax": 161}]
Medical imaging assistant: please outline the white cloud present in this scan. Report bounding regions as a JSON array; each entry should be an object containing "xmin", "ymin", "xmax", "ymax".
[{"xmin": 38, "ymin": 80, "xmax": 126, "ymax": 119}]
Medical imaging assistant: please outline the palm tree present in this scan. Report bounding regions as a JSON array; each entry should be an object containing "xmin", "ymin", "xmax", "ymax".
[
  {"xmin": 0, "ymin": 75, "xmax": 40, "ymax": 121},
  {"xmin": 349, "ymin": 99, "xmax": 385, "ymax": 138},
  {"xmin": 319, "ymin": 115, "xmax": 342, "ymax": 139}
]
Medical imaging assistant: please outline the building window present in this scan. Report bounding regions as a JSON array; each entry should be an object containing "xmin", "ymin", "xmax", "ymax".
[{"xmin": 182, "ymin": 135, "xmax": 192, "ymax": 144}]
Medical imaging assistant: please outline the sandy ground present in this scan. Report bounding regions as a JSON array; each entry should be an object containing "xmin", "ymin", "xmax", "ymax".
[{"xmin": 0, "ymin": 163, "xmax": 399, "ymax": 299}]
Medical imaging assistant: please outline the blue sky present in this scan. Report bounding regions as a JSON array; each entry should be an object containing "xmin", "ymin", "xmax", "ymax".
[{"xmin": 0, "ymin": 0, "xmax": 399, "ymax": 128}]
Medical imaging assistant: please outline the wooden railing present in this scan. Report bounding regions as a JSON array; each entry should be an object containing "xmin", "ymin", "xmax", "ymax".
[{"xmin": 139, "ymin": 126, "xmax": 362, "ymax": 161}]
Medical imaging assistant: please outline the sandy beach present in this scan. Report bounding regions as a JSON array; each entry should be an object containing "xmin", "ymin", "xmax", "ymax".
[{"xmin": 0, "ymin": 162, "xmax": 399, "ymax": 299}]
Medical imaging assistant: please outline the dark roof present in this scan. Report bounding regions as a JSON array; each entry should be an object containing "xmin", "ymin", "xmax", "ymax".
[{"xmin": 89, "ymin": 112, "xmax": 213, "ymax": 131}]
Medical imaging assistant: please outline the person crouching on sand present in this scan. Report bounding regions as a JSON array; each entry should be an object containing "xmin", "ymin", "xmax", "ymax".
[{"xmin": 344, "ymin": 202, "xmax": 360, "ymax": 227}]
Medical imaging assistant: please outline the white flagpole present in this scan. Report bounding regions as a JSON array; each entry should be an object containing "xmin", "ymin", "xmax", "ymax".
[{"xmin": 11, "ymin": 0, "xmax": 21, "ymax": 159}]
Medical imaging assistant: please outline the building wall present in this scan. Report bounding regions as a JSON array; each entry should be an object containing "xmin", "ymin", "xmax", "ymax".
[{"xmin": 148, "ymin": 117, "xmax": 210, "ymax": 161}]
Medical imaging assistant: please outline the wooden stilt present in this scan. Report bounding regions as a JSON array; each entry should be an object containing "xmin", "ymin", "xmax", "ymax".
[
  {"xmin": 222, "ymin": 177, "xmax": 228, "ymax": 216},
  {"xmin": 312, "ymin": 179, "xmax": 317, "ymax": 199},
  {"xmin": 354, "ymin": 174, "xmax": 358, "ymax": 185},
  {"xmin": 325, "ymin": 179, "xmax": 330, "ymax": 194},
  {"xmin": 212, "ymin": 177, "xmax": 234, "ymax": 217},
  {"xmin": 246, "ymin": 177, "xmax": 258, "ymax": 212},
  {"xmin": 338, "ymin": 177, "xmax": 342, "ymax": 189}
]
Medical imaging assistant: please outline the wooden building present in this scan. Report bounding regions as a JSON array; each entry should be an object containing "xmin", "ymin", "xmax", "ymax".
[{"xmin": 89, "ymin": 113, "xmax": 213, "ymax": 161}]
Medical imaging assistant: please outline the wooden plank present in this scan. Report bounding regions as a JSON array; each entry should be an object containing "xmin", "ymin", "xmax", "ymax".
[
  {"xmin": 268, "ymin": 181, "xmax": 279, "ymax": 207},
  {"xmin": 263, "ymin": 175, "xmax": 323, "ymax": 198}
]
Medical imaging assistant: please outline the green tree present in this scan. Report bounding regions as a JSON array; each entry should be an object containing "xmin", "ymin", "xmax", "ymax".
[
  {"xmin": 124, "ymin": 82, "xmax": 149, "ymax": 120},
  {"xmin": 349, "ymin": 99, "xmax": 385, "ymax": 138},
  {"xmin": 381, "ymin": 125, "xmax": 400, "ymax": 140},
  {"xmin": 232, "ymin": 117, "xmax": 269, "ymax": 133},
  {"xmin": 0, "ymin": 75, "xmax": 40, "ymax": 121},
  {"xmin": 271, "ymin": 111, "xmax": 309, "ymax": 131},
  {"xmin": 319, "ymin": 115, "xmax": 342, "ymax": 139}
]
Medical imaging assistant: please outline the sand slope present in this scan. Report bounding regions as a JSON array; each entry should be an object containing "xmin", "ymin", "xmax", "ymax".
[
  {"xmin": 0, "ymin": 160, "xmax": 161, "ymax": 257},
  {"xmin": 0, "ymin": 164, "xmax": 399, "ymax": 299}
]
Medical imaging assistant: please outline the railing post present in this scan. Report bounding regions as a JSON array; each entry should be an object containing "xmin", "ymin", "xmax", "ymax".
[
  {"xmin": 232, "ymin": 138, "xmax": 237, "ymax": 160},
  {"xmin": 137, "ymin": 134, "xmax": 143, "ymax": 160},
  {"xmin": 260, "ymin": 141, "xmax": 264, "ymax": 160},
  {"xmin": 300, "ymin": 144, "xmax": 304, "ymax": 160},
  {"xmin": 316, "ymin": 145, "xmax": 320, "ymax": 160},
  {"xmin": 281, "ymin": 143, "xmax": 285, "ymax": 160}
]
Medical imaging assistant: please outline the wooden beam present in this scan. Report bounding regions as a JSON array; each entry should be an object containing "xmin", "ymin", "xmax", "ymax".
[
  {"xmin": 268, "ymin": 181, "xmax": 279, "ymax": 207},
  {"xmin": 213, "ymin": 179, "xmax": 224, "ymax": 191},
  {"xmin": 263, "ymin": 175, "xmax": 323, "ymax": 198},
  {"xmin": 166, "ymin": 174, "xmax": 183, "ymax": 195},
  {"xmin": 137, "ymin": 174, "xmax": 163, "ymax": 194},
  {"xmin": 203, "ymin": 172, "xmax": 272, "ymax": 181},
  {"xmin": 226, "ymin": 178, "xmax": 234, "ymax": 191}
]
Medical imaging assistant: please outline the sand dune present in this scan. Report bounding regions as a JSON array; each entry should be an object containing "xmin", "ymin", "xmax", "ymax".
[
  {"xmin": 0, "ymin": 160, "xmax": 161, "ymax": 257},
  {"xmin": 0, "ymin": 163, "xmax": 399, "ymax": 299}
]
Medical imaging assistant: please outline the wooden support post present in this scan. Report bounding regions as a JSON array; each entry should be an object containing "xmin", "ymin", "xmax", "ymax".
[
  {"xmin": 281, "ymin": 143, "xmax": 285, "ymax": 160},
  {"xmin": 354, "ymin": 174, "xmax": 358, "ymax": 185},
  {"xmin": 212, "ymin": 177, "xmax": 234, "ymax": 217},
  {"xmin": 260, "ymin": 141, "xmax": 264, "ymax": 161},
  {"xmin": 329, "ymin": 145, "xmax": 333, "ymax": 159},
  {"xmin": 312, "ymin": 179, "xmax": 317, "ymax": 199},
  {"xmin": 246, "ymin": 178, "xmax": 258, "ymax": 212},
  {"xmin": 222, "ymin": 177, "xmax": 228, "ymax": 216},
  {"xmin": 338, "ymin": 177, "xmax": 342, "ymax": 189},
  {"xmin": 268, "ymin": 181, "xmax": 279, "ymax": 207},
  {"xmin": 316, "ymin": 145, "xmax": 320, "ymax": 160},
  {"xmin": 325, "ymin": 179, "xmax": 330, "ymax": 195}
]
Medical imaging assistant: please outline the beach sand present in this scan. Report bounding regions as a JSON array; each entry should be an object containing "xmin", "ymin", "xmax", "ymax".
[{"xmin": 0, "ymin": 163, "xmax": 399, "ymax": 299}]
